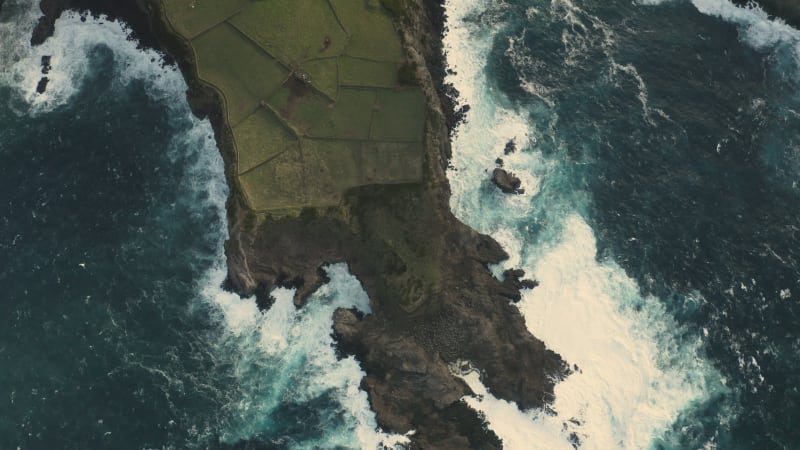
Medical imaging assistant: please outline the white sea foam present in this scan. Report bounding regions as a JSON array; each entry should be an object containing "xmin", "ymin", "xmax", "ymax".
[
  {"xmin": 691, "ymin": 0, "xmax": 800, "ymax": 48},
  {"xmin": 1, "ymin": 7, "xmax": 405, "ymax": 448},
  {"xmin": 0, "ymin": 2, "xmax": 39, "ymax": 68},
  {"xmin": 640, "ymin": 0, "xmax": 800, "ymax": 66},
  {"xmin": 202, "ymin": 263, "xmax": 407, "ymax": 450},
  {"xmin": 1, "ymin": 6, "xmax": 183, "ymax": 114},
  {"xmin": 443, "ymin": 0, "xmax": 724, "ymax": 448}
]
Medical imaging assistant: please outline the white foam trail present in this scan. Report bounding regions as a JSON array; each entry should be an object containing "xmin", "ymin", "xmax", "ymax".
[
  {"xmin": 0, "ymin": 8, "xmax": 405, "ymax": 448},
  {"xmin": 443, "ymin": 0, "xmax": 724, "ymax": 448}
]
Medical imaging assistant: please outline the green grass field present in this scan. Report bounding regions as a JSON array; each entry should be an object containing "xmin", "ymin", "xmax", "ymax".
[
  {"xmin": 362, "ymin": 141, "xmax": 423, "ymax": 184},
  {"xmin": 302, "ymin": 139, "xmax": 363, "ymax": 205},
  {"xmin": 229, "ymin": 0, "xmax": 347, "ymax": 65},
  {"xmin": 299, "ymin": 58, "xmax": 339, "ymax": 100},
  {"xmin": 330, "ymin": 0, "xmax": 405, "ymax": 62},
  {"xmin": 193, "ymin": 23, "xmax": 288, "ymax": 125},
  {"xmin": 267, "ymin": 80, "xmax": 333, "ymax": 134},
  {"xmin": 307, "ymin": 88, "xmax": 376, "ymax": 140},
  {"xmin": 234, "ymin": 108, "xmax": 299, "ymax": 174},
  {"xmin": 163, "ymin": 0, "xmax": 427, "ymax": 212},
  {"xmin": 339, "ymin": 57, "xmax": 398, "ymax": 88},
  {"xmin": 370, "ymin": 89, "xmax": 426, "ymax": 141},
  {"xmin": 239, "ymin": 147, "xmax": 307, "ymax": 210},
  {"xmin": 162, "ymin": 0, "xmax": 248, "ymax": 38}
]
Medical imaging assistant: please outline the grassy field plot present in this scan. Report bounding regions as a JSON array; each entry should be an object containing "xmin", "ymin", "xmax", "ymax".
[
  {"xmin": 234, "ymin": 109, "xmax": 298, "ymax": 174},
  {"xmin": 267, "ymin": 79, "xmax": 333, "ymax": 134},
  {"xmin": 193, "ymin": 24, "xmax": 288, "ymax": 125},
  {"xmin": 162, "ymin": 0, "xmax": 248, "ymax": 39},
  {"xmin": 162, "ymin": 0, "xmax": 428, "ymax": 213},
  {"xmin": 330, "ymin": 0, "xmax": 405, "ymax": 62},
  {"xmin": 301, "ymin": 139, "xmax": 362, "ymax": 206},
  {"xmin": 229, "ymin": 0, "xmax": 347, "ymax": 65},
  {"xmin": 307, "ymin": 88, "xmax": 376, "ymax": 140},
  {"xmin": 370, "ymin": 89, "xmax": 426, "ymax": 141},
  {"xmin": 339, "ymin": 56, "xmax": 397, "ymax": 88},
  {"xmin": 239, "ymin": 147, "xmax": 306, "ymax": 210},
  {"xmin": 299, "ymin": 58, "xmax": 339, "ymax": 100},
  {"xmin": 361, "ymin": 142, "xmax": 423, "ymax": 184}
]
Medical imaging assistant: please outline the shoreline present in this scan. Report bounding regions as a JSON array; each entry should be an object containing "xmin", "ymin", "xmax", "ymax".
[{"xmin": 29, "ymin": 0, "xmax": 567, "ymax": 448}]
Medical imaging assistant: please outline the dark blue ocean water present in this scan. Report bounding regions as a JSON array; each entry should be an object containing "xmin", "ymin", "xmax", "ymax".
[
  {"xmin": 0, "ymin": 14, "xmax": 237, "ymax": 449},
  {"xmin": 445, "ymin": 0, "xmax": 800, "ymax": 448},
  {"xmin": 2, "ymin": 0, "xmax": 800, "ymax": 449}
]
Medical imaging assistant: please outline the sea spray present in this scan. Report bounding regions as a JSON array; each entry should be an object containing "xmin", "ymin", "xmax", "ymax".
[
  {"xmin": 443, "ymin": 0, "xmax": 725, "ymax": 448},
  {"xmin": 204, "ymin": 263, "xmax": 408, "ymax": 449}
]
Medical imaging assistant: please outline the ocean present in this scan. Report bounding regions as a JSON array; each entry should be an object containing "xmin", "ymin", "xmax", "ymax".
[{"xmin": 0, "ymin": 0, "xmax": 798, "ymax": 449}]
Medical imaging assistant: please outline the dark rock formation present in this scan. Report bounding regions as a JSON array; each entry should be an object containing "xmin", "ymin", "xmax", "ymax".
[
  {"xmin": 492, "ymin": 167, "xmax": 524, "ymax": 194},
  {"xmin": 31, "ymin": 0, "xmax": 568, "ymax": 448},
  {"xmin": 30, "ymin": 0, "xmax": 171, "ymax": 63},
  {"xmin": 31, "ymin": 0, "xmax": 65, "ymax": 46},
  {"xmin": 504, "ymin": 139, "xmax": 517, "ymax": 155},
  {"xmin": 35, "ymin": 76, "xmax": 49, "ymax": 94},
  {"xmin": 40, "ymin": 55, "xmax": 51, "ymax": 74},
  {"xmin": 498, "ymin": 269, "xmax": 539, "ymax": 303}
]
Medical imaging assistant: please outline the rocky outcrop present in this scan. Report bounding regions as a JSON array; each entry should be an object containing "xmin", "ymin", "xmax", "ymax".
[
  {"xmin": 31, "ymin": 0, "xmax": 568, "ymax": 448},
  {"xmin": 30, "ymin": 0, "xmax": 65, "ymax": 45},
  {"xmin": 498, "ymin": 269, "xmax": 539, "ymax": 303},
  {"xmin": 492, "ymin": 168, "xmax": 524, "ymax": 194}
]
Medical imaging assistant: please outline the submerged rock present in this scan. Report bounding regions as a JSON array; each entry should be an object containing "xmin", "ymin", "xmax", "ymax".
[{"xmin": 492, "ymin": 167, "xmax": 524, "ymax": 194}]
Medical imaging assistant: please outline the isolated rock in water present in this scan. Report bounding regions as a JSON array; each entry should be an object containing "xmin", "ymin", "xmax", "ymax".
[
  {"xmin": 36, "ymin": 77, "xmax": 49, "ymax": 94},
  {"xmin": 492, "ymin": 168, "xmax": 524, "ymax": 194},
  {"xmin": 41, "ymin": 55, "xmax": 51, "ymax": 74},
  {"xmin": 504, "ymin": 139, "xmax": 517, "ymax": 155}
]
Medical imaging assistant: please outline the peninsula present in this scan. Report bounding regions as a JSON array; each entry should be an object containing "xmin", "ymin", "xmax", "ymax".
[{"xmin": 31, "ymin": 0, "xmax": 567, "ymax": 447}]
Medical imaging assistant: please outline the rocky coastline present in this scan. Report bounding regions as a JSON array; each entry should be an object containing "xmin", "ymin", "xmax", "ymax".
[{"xmin": 29, "ymin": 0, "xmax": 568, "ymax": 448}]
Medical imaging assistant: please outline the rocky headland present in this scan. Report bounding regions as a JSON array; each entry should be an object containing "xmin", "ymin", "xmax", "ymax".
[{"xmin": 29, "ymin": 0, "xmax": 568, "ymax": 448}]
